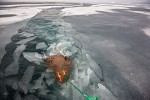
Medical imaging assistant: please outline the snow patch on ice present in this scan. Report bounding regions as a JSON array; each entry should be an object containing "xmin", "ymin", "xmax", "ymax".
[{"xmin": 61, "ymin": 4, "xmax": 130, "ymax": 16}]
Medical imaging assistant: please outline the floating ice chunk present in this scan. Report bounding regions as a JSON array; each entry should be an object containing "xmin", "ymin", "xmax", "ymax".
[
  {"xmin": 16, "ymin": 37, "xmax": 36, "ymax": 44},
  {"xmin": 46, "ymin": 68, "xmax": 53, "ymax": 73},
  {"xmin": 36, "ymin": 42, "xmax": 47, "ymax": 49},
  {"xmin": 46, "ymin": 41, "xmax": 78, "ymax": 57},
  {"xmin": 39, "ymin": 94, "xmax": 56, "ymax": 100},
  {"xmin": 46, "ymin": 78, "xmax": 54, "ymax": 86},
  {"xmin": 12, "ymin": 81, "xmax": 18, "ymax": 90},
  {"xmin": 78, "ymin": 68, "xmax": 86, "ymax": 79},
  {"xmin": 59, "ymin": 83, "xmax": 71, "ymax": 97},
  {"xmin": 14, "ymin": 92, "xmax": 23, "ymax": 100},
  {"xmin": 86, "ymin": 54, "xmax": 103, "ymax": 80},
  {"xmin": 19, "ymin": 66, "xmax": 35, "ymax": 94},
  {"xmin": 87, "ymin": 68, "xmax": 94, "ymax": 75},
  {"xmin": 5, "ymin": 62, "xmax": 19, "ymax": 76},
  {"xmin": 73, "ymin": 60, "xmax": 79, "ymax": 81},
  {"xmin": 96, "ymin": 83, "xmax": 117, "ymax": 100},
  {"xmin": 5, "ymin": 45, "xmax": 26, "ymax": 76},
  {"xmin": 32, "ymin": 73, "xmax": 45, "ymax": 89},
  {"xmin": 23, "ymin": 52, "xmax": 43, "ymax": 63},
  {"xmin": 24, "ymin": 95, "xmax": 39, "ymax": 100},
  {"xmin": 89, "ymin": 83, "xmax": 96, "ymax": 91},
  {"xmin": 20, "ymin": 32, "xmax": 34, "ymax": 38},
  {"xmin": 35, "ymin": 52, "xmax": 43, "ymax": 59},
  {"xmin": 14, "ymin": 44, "xmax": 26, "ymax": 61},
  {"xmin": 0, "ymin": 78, "xmax": 8, "ymax": 98},
  {"xmin": 82, "ymin": 75, "xmax": 90, "ymax": 87},
  {"xmin": 71, "ymin": 81, "xmax": 82, "ymax": 100}
]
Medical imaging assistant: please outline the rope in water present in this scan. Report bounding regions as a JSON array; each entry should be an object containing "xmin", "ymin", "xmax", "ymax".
[{"xmin": 67, "ymin": 80, "xmax": 99, "ymax": 100}]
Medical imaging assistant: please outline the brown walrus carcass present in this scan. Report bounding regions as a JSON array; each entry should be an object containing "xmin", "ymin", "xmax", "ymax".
[{"xmin": 44, "ymin": 54, "xmax": 72, "ymax": 83}]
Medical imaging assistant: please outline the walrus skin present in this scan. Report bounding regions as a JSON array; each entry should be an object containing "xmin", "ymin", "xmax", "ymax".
[{"xmin": 45, "ymin": 54, "xmax": 72, "ymax": 83}]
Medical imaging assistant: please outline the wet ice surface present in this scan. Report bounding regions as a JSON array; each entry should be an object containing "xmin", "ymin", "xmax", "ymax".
[{"xmin": 0, "ymin": 7, "xmax": 117, "ymax": 100}]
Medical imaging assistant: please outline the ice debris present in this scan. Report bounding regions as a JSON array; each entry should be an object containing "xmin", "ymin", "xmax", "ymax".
[
  {"xmin": 36, "ymin": 42, "xmax": 47, "ymax": 49},
  {"xmin": 5, "ymin": 45, "xmax": 26, "ymax": 76},
  {"xmin": 96, "ymin": 83, "xmax": 117, "ymax": 100},
  {"xmin": 24, "ymin": 95, "xmax": 39, "ymax": 100},
  {"xmin": 16, "ymin": 37, "xmax": 36, "ymax": 44},
  {"xmin": 23, "ymin": 52, "xmax": 43, "ymax": 63},
  {"xmin": 14, "ymin": 92, "xmax": 23, "ymax": 100},
  {"xmin": 19, "ymin": 66, "xmax": 35, "ymax": 94},
  {"xmin": 19, "ymin": 32, "xmax": 34, "ymax": 38}
]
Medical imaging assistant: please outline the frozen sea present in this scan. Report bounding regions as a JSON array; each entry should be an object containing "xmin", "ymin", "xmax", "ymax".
[{"xmin": 0, "ymin": 2, "xmax": 150, "ymax": 100}]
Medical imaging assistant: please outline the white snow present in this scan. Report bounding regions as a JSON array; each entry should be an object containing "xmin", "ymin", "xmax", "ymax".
[
  {"xmin": 61, "ymin": 4, "xmax": 130, "ymax": 16},
  {"xmin": 0, "ymin": 4, "xmax": 70, "ymax": 26}
]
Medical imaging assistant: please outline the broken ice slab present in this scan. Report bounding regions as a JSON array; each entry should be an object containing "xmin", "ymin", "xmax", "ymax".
[
  {"xmin": 46, "ymin": 41, "xmax": 78, "ymax": 57},
  {"xmin": 39, "ymin": 94, "xmax": 56, "ymax": 100},
  {"xmin": 36, "ymin": 42, "xmax": 47, "ymax": 49},
  {"xmin": 46, "ymin": 68, "xmax": 53, "ymax": 73},
  {"xmin": 5, "ymin": 45, "xmax": 26, "ymax": 76},
  {"xmin": 59, "ymin": 83, "xmax": 71, "ymax": 97},
  {"xmin": 78, "ymin": 68, "xmax": 86, "ymax": 79},
  {"xmin": 24, "ymin": 95, "xmax": 39, "ymax": 100},
  {"xmin": 32, "ymin": 73, "xmax": 45, "ymax": 89},
  {"xmin": 16, "ymin": 37, "xmax": 36, "ymax": 44},
  {"xmin": 37, "ymin": 82, "xmax": 49, "ymax": 95},
  {"xmin": 87, "ymin": 68, "xmax": 94, "ymax": 75},
  {"xmin": 19, "ymin": 66, "xmax": 35, "ymax": 94},
  {"xmin": 72, "ymin": 60, "xmax": 79, "ymax": 81},
  {"xmin": 23, "ymin": 52, "xmax": 43, "ymax": 63},
  {"xmin": 71, "ymin": 81, "xmax": 83, "ymax": 100},
  {"xmin": 5, "ymin": 62, "xmax": 19, "ymax": 76},
  {"xmin": 96, "ymin": 83, "xmax": 117, "ymax": 100},
  {"xmin": 19, "ymin": 32, "xmax": 34, "ymax": 38},
  {"xmin": 0, "ymin": 78, "xmax": 9, "ymax": 99},
  {"xmin": 86, "ymin": 54, "xmax": 103, "ymax": 81},
  {"xmin": 14, "ymin": 92, "xmax": 23, "ymax": 100},
  {"xmin": 12, "ymin": 81, "xmax": 18, "ymax": 90},
  {"xmin": 46, "ymin": 78, "xmax": 55, "ymax": 87},
  {"xmin": 14, "ymin": 44, "xmax": 26, "ymax": 62},
  {"xmin": 82, "ymin": 75, "xmax": 90, "ymax": 87}
]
